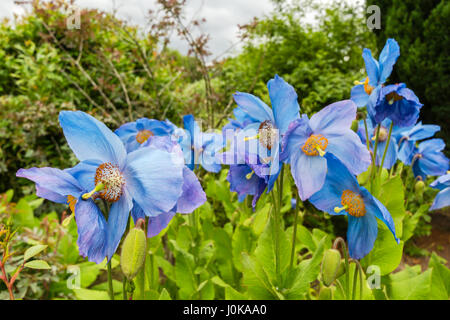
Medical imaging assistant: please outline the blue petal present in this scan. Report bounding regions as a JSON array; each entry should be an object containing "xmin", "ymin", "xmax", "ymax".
[
  {"xmin": 347, "ymin": 213, "xmax": 378, "ymax": 260},
  {"xmin": 309, "ymin": 100, "xmax": 357, "ymax": 136},
  {"xmin": 280, "ymin": 116, "xmax": 312, "ymax": 163},
  {"xmin": 430, "ymin": 174, "xmax": 450, "ymax": 191},
  {"xmin": 430, "ymin": 188, "xmax": 450, "ymax": 211},
  {"xmin": 398, "ymin": 140, "xmax": 415, "ymax": 165},
  {"xmin": 375, "ymin": 138, "xmax": 398, "ymax": 169},
  {"xmin": 308, "ymin": 153, "xmax": 360, "ymax": 214},
  {"xmin": 408, "ymin": 124, "xmax": 440, "ymax": 141},
  {"xmin": 123, "ymin": 147, "xmax": 184, "ymax": 217},
  {"xmin": 16, "ymin": 167, "xmax": 83, "ymax": 203},
  {"xmin": 65, "ymin": 159, "xmax": 102, "ymax": 192},
  {"xmin": 233, "ymin": 92, "xmax": 274, "ymax": 123},
  {"xmin": 130, "ymin": 201, "xmax": 145, "ymax": 222},
  {"xmin": 418, "ymin": 150, "xmax": 449, "ymax": 177},
  {"xmin": 148, "ymin": 211, "xmax": 176, "ymax": 238},
  {"xmin": 59, "ymin": 111, "xmax": 127, "ymax": 168},
  {"xmin": 350, "ymin": 84, "xmax": 369, "ymax": 107},
  {"xmin": 360, "ymin": 187, "xmax": 399, "ymax": 244},
  {"xmin": 362, "ymin": 48, "xmax": 380, "ymax": 86},
  {"xmin": 267, "ymin": 75, "xmax": 300, "ymax": 134},
  {"xmin": 75, "ymin": 199, "xmax": 107, "ymax": 264},
  {"xmin": 378, "ymin": 38, "xmax": 400, "ymax": 84},
  {"xmin": 105, "ymin": 189, "xmax": 133, "ymax": 260},
  {"xmin": 115, "ymin": 121, "xmax": 139, "ymax": 145},
  {"xmin": 290, "ymin": 151, "xmax": 327, "ymax": 201},
  {"xmin": 176, "ymin": 167, "xmax": 206, "ymax": 214}
]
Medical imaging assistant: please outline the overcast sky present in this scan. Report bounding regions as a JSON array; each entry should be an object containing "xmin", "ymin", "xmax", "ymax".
[{"xmin": 0, "ymin": 0, "xmax": 362, "ymax": 60}]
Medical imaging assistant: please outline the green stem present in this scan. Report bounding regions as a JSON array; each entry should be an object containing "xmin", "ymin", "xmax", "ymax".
[
  {"xmin": 370, "ymin": 124, "xmax": 381, "ymax": 192},
  {"xmin": 270, "ymin": 188, "xmax": 281, "ymax": 278},
  {"xmin": 107, "ymin": 260, "xmax": 114, "ymax": 300},
  {"xmin": 378, "ymin": 122, "xmax": 394, "ymax": 177},
  {"xmin": 289, "ymin": 192, "xmax": 300, "ymax": 271},
  {"xmin": 333, "ymin": 238, "xmax": 350, "ymax": 300},
  {"xmin": 123, "ymin": 277, "xmax": 127, "ymax": 300},
  {"xmin": 363, "ymin": 119, "xmax": 371, "ymax": 152}
]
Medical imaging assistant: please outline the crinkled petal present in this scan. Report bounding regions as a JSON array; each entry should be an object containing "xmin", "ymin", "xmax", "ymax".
[
  {"xmin": 347, "ymin": 213, "xmax": 378, "ymax": 260},
  {"xmin": 430, "ymin": 174, "xmax": 450, "ymax": 191},
  {"xmin": 430, "ymin": 188, "xmax": 450, "ymax": 211},
  {"xmin": 75, "ymin": 199, "xmax": 107, "ymax": 264},
  {"xmin": 350, "ymin": 84, "xmax": 369, "ymax": 108},
  {"xmin": 378, "ymin": 38, "xmax": 400, "ymax": 84},
  {"xmin": 362, "ymin": 48, "xmax": 380, "ymax": 87},
  {"xmin": 280, "ymin": 115, "xmax": 312, "ymax": 163},
  {"xmin": 148, "ymin": 211, "xmax": 176, "ymax": 238},
  {"xmin": 16, "ymin": 167, "xmax": 83, "ymax": 202},
  {"xmin": 309, "ymin": 100, "xmax": 357, "ymax": 136},
  {"xmin": 176, "ymin": 167, "xmax": 206, "ymax": 214},
  {"xmin": 233, "ymin": 92, "xmax": 274, "ymax": 123},
  {"xmin": 267, "ymin": 74, "xmax": 300, "ymax": 134},
  {"xmin": 290, "ymin": 151, "xmax": 327, "ymax": 201},
  {"xmin": 59, "ymin": 111, "xmax": 127, "ymax": 168},
  {"xmin": 65, "ymin": 159, "xmax": 102, "ymax": 192}
]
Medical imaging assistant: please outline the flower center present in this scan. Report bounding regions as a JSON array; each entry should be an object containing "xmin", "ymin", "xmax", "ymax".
[
  {"xmin": 373, "ymin": 126, "xmax": 388, "ymax": 142},
  {"xmin": 136, "ymin": 129, "xmax": 153, "ymax": 144},
  {"xmin": 363, "ymin": 77, "xmax": 374, "ymax": 95},
  {"xmin": 340, "ymin": 190, "xmax": 366, "ymax": 217},
  {"xmin": 302, "ymin": 134, "xmax": 328, "ymax": 156},
  {"xmin": 67, "ymin": 195, "xmax": 77, "ymax": 213},
  {"xmin": 94, "ymin": 163, "xmax": 125, "ymax": 202},
  {"xmin": 385, "ymin": 91, "xmax": 403, "ymax": 105},
  {"xmin": 258, "ymin": 120, "xmax": 278, "ymax": 150}
]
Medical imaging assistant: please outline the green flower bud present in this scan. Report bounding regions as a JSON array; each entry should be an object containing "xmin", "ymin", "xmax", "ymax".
[
  {"xmin": 335, "ymin": 258, "xmax": 346, "ymax": 279},
  {"xmin": 318, "ymin": 286, "xmax": 333, "ymax": 300},
  {"xmin": 321, "ymin": 249, "xmax": 341, "ymax": 286},
  {"xmin": 121, "ymin": 228, "xmax": 147, "ymax": 280},
  {"xmin": 351, "ymin": 120, "xmax": 359, "ymax": 133},
  {"xmin": 414, "ymin": 179, "xmax": 425, "ymax": 203}
]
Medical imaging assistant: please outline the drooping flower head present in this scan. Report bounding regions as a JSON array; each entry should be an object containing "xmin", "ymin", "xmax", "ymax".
[
  {"xmin": 372, "ymin": 83, "xmax": 423, "ymax": 127},
  {"xmin": 18, "ymin": 111, "xmax": 185, "ymax": 263},
  {"xmin": 393, "ymin": 122, "xmax": 440, "ymax": 165},
  {"xmin": 130, "ymin": 135, "xmax": 206, "ymax": 237},
  {"xmin": 180, "ymin": 114, "xmax": 223, "ymax": 173},
  {"xmin": 229, "ymin": 74, "xmax": 300, "ymax": 191},
  {"xmin": 411, "ymin": 139, "xmax": 449, "ymax": 180},
  {"xmin": 357, "ymin": 117, "xmax": 398, "ymax": 169},
  {"xmin": 351, "ymin": 38, "xmax": 400, "ymax": 109},
  {"xmin": 115, "ymin": 118, "xmax": 175, "ymax": 152},
  {"xmin": 429, "ymin": 173, "xmax": 450, "ymax": 211},
  {"xmin": 281, "ymin": 100, "xmax": 371, "ymax": 200},
  {"xmin": 309, "ymin": 153, "xmax": 399, "ymax": 260}
]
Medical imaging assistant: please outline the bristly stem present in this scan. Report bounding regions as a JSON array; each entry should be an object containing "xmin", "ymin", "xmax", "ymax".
[
  {"xmin": 289, "ymin": 192, "xmax": 300, "ymax": 271},
  {"xmin": 378, "ymin": 122, "xmax": 394, "ymax": 177},
  {"xmin": 370, "ymin": 124, "xmax": 381, "ymax": 192}
]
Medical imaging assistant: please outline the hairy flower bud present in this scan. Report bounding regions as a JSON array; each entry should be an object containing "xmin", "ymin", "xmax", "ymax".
[
  {"xmin": 121, "ymin": 228, "xmax": 147, "ymax": 280},
  {"xmin": 351, "ymin": 120, "xmax": 359, "ymax": 133},
  {"xmin": 414, "ymin": 179, "xmax": 425, "ymax": 203},
  {"xmin": 318, "ymin": 286, "xmax": 333, "ymax": 300},
  {"xmin": 321, "ymin": 249, "xmax": 341, "ymax": 286}
]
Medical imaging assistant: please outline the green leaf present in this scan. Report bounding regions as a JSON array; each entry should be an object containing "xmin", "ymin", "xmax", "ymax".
[
  {"xmin": 232, "ymin": 225, "xmax": 254, "ymax": 271},
  {"xmin": 387, "ymin": 268, "xmax": 432, "ymax": 300},
  {"xmin": 159, "ymin": 288, "xmax": 172, "ymax": 300},
  {"xmin": 73, "ymin": 288, "xmax": 110, "ymax": 300},
  {"xmin": 428, "ymin": 253, "xmax": 450, "ymax": 300},
  {"xmin": 378, "ymin": 175, "xmax": 406, "ymax": 238},
  {"xmin": 361, "ymin": 228, "xmax": 404, "ymax": 276},
  {"xmin": 24, "ymin": 259, "xmax": 50, "ymax": 269},
  {"xmin": 24, "ymin": 244, "xmax": 47, "ymax": 261},
  {"xmin": 14, "ymin": 198, "xmax": 37, "ymax": 228}
]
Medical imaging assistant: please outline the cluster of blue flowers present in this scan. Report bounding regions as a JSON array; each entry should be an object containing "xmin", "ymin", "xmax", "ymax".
[{"xmin": 17, "ymin": 38, "xmax": 448, "ymax": 264}]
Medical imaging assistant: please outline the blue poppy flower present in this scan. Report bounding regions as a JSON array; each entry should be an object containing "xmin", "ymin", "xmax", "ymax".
[
  {"xmin": 180, "ymin": 114, "xmax": 223, "ymax": 173},
  {"xmin": 309, "ymin": 153, "xmax": 399, "ymax": 260},
  {"xmin": 20, "ymin": 111, "xmax": 185, "ymax": 262},
  {"xmin": 429, "ymin": 174, "xmax": 450, "ymax": 211},
  {"xmin": 393, "ymin": 122, "xmax": 440, "ymax": 165},
  {"xmin": 16, "ymin": 167, "xmax": 107, "ymax": 264},
  {"xmin": 351, "ymin": 38, "xmax": 400, "ymax": 109},
  {"xmin": 372, "ymin": 83, "xmax": 423, "ymax": 127},
  {"xmin": 281, "ymin": 100, "xmax": 371, "ymax": 200},
  {"xmin": 231, "ymin": 74, "xmax": 300, "ymax": 191},
  {"xmin": 357, "ymin": 117, "xmax": 398, "ymax": 169},
  {"xmin": 115, "ymin": 118, "xmax": 175, "ymax": 152},
  {"xmin": 130, "ymin": 135, "xmax": 206, "ymax": 237},
  {"xmin": 411, "ymin": 139, "xmax": 449, "ymax": 180}
]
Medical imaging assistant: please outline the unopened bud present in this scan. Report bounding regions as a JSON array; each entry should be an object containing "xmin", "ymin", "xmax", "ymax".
[
  {"xmin": 318, "ymin": 286, "xmax": 332, "ymax": 300},
  {"xmin": 121, "ymin": 228, "xmax": 147, "ymax": 280},
  {"xmin": 351, "ymin": 120, "xmax": 359, "ymax": 133},
  {"xmin": 321, "ymin": 249, "xmax": 341, "ymax": 286},
  {"xmin": 415, "ymin": 179, "xmax": 425, "ymax": 202}
]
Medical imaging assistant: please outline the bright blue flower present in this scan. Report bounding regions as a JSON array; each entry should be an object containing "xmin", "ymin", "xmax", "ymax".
[
  {"xmin": 351, "ymin": 38, "xmax": 400, "ymax": 109},
  {"xmin": 393, "ymin": 122, "xmax": 440, "ymax": 165},
  {"xmin": 429, "ymin": 174, "xmax": 450, "ymax": 211},
  {"xmin": 180, "ymin": 114, "xmax": 223, "ymax": 173},
  {"xmin": 411, "ymin": 139, "xmax": 449, "ymax": 180},
  {"xmin": 372, "ymin": 83, "xmax": 423, "ymax": 127},
  {"xmin": 130, "ymin": 135, "xmax": 206, "ymax": 237},
  {"xmin": 115, "ymin": 117, "xmax": 175, "ymax": 152},
  {"xmin": 230, "ymin": 74, "xmax": 300, "ymax": 191},
  {"xmin": 16, "ymin": 167, "xmax": 107, "ymax": 264},
  {"xmin": 19, "ymin": 111, "xmax": 185, "ymax": 263},
  {"xmin": 281, "ymin": 100, "xmax": 371, "ymax": 200},
  {"xmin": 309, "ymin": 153, "xmax": 399, "ymax": 260},
  {"xmin": 357, "ymin": 118, "xmax": 398, "ymax": 169}
]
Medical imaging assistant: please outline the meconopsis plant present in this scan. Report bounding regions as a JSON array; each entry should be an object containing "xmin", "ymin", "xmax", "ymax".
[{"xmin": 13, "ymin": 39, "xmax": 449, "ymax": 301}]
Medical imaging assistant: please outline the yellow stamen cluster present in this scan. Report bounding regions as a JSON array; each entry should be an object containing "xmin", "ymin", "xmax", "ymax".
[
  {"xmin": 302, "ymin": 134, "xmax": 328, "ymax": 156},
  {"xmin": 340, "ymin": 190, "xmax": 366, "ymax": 217},
  {"xmin": 258, "ymin": 120, "xmax": 278, "ymax": 150},
  {"xmin": 136, "ymin": 129, "xmax": 153, "ymax": 144},
  {"xmin": 385, "ymin": 91, "xmax": 403, "ymax": 105},
  {"xmin": 67, "ymin": 195, "xmax": 77, "ymax": 214}
]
